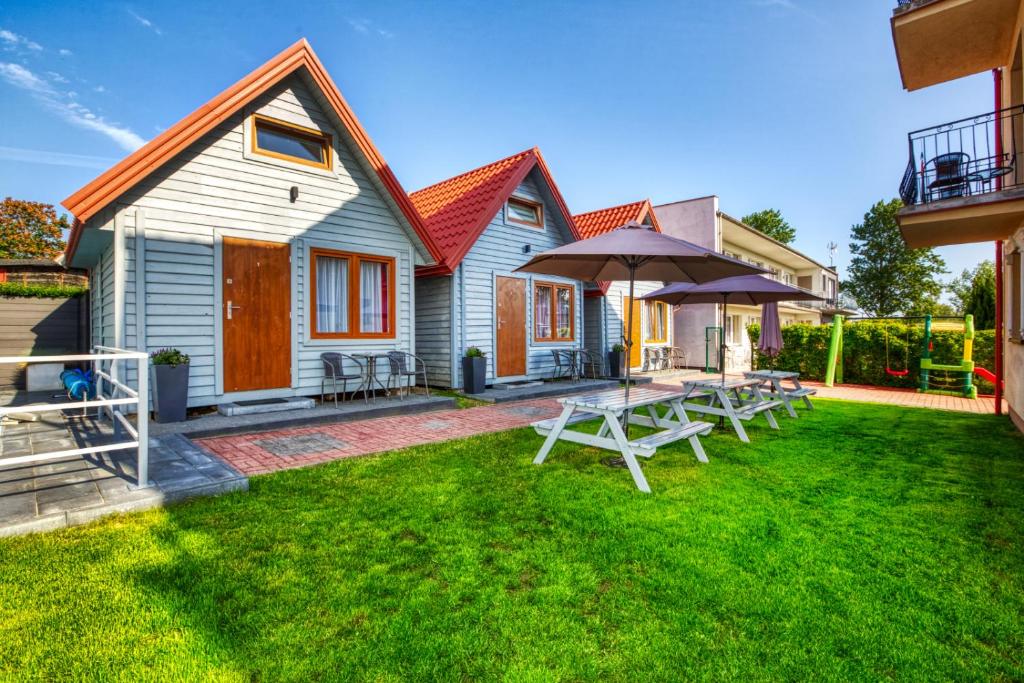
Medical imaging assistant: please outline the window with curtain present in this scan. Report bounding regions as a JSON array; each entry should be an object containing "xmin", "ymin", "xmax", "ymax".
[
  {"xmin": 310, "ymin": 247, "xmax": 394, "ymax": 339},
  {"xmin": 644, "ymin": 301, "xmax": 667, "ymax": 343},
  {"xmin": 534, "ymin": 282, "xmax": 574, "ymax": 341}
]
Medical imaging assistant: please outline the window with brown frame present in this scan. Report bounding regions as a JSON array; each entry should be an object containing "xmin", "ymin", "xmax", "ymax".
[
  {"xmin": 644, "ymin": 301, "xmax": 669, "ymax": 343},
  {"xmin": 534, "ymin": 282, "xmax": 574, "ymax": 342},
  {"xmin": 251, "ymin": 114, "xmax": 332, "ymax": 170},
  {"xmin": 310, "ymin": 247, "xmax": 395, "ymax": 339},
  {"xmin": 1010, "ymin": 249, "xmax": 1022, "ymax": 343},
  {"xmin": 506, "ymin": 197, "xmax": 544, "ymax": 228}
]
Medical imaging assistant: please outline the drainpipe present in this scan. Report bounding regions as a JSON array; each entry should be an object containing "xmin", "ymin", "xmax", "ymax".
[{"xmin": 994, "ymin": 68, "xmax": 1003, "ymax": 416}]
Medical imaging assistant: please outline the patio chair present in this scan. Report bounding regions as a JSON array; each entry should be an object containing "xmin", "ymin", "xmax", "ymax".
[
  {"xmin": 577, "ymin": 348, "xmax": 604, "ymax": 379},
  {"xmin": 925, "ymin": 152, "xmax": 970, "ymax": 201},
  {"xmin": 386, "ymin": 351, "xmax": 430, "ymax": 400},
  {"xmin": 320, "ymin": 352, "xmax": 366, "ymax": 407},
  {"xmin": 665, "ymin": 346, "xmax": 687, "ymax": 369},
  {"xmin": 550, "ymin": 349, "xmax": 572, "ymax": 381}
]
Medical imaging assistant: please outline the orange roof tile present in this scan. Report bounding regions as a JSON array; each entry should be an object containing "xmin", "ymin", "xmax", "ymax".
[
  {"xmin": 410, "ymin": 148, "xmax": 580, "ymax": 276},
  {"xmin": 573, "ymin": 199, "xmax": 661, "ymax": 295},
  {"xmin": 62, "ymin": 39, "xmax": 443, "ymax": 266}
]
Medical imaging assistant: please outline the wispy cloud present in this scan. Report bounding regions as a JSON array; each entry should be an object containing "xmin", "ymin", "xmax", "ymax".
[
  {"xmin": 126, "ymin": 9, "xmax": 162, "ymax": 36},
  {"xmin": 0, "ymin": 62, "xmax": 146, "ymax": 151},
  {"xmin": 58, "ymin": 48, "xmax": 72, "ymax": 57},
  {"xmin": 46, "ymin": 70, "xmax": 68, "ymax": 84},
  {"xmin": 0, "ymin": 145, "xmax": 118, "ymax": 170},
  {"xmin": 346, "ymin": 18, "xmax": 395, "ymax": 39},
  {"xmin": 0, "ymin": 28, "xmax": 43, "ymax": 52},
  {"xmin": 93, "ymin": 84, "xmax": 106, "ymax": 93},
  {"xmin": 753, "ymin": 0, "xmax": 797, "ymax": 7}
]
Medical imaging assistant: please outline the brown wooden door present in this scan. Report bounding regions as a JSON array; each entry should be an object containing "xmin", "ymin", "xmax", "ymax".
[
  {"xmin": 222, "ymin": 237, "xmax": 291, "ymax": 392},
  {"xmin": 496, "ymin": 276, "xmax": 526, "ymax": 377},
  {"xmin": 623, "ymin": 296, "xmax": 643, "ymax": 368}
]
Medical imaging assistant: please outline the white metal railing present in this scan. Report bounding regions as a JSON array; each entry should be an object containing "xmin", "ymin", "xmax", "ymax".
[{"xmin": 0, "ymin": 346, "xmax": 150, "ymax": 487}]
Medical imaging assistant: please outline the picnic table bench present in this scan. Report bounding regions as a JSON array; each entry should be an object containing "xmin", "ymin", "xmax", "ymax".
[
  {"xmin": 742, "ymin": 370, "xmax": 816, "ymax": 418},
  {"xmin": 531, "ymin": 387, "xmax": 714, "ymax": 493},
  {"xmin": 678, "ymin": 377, "xmax": 782, "ymax": 443}
]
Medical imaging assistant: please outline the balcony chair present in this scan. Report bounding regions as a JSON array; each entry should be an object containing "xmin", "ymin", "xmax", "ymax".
[
  {"xmin": 385, "ymin": 351, "xmax": 430, "ymax": 400},
  {"xmin": 577, "ymin": 348, "xmax": 604, "ymax": 379},
  {"xmin": 925, "ymin": 152, "xmax": 970, "ymax": 201},
  {"xmin": 664, "ymin": 346, "xmax": 687, "ymax": 369},
  {"xmin": 320, "ymin": 352, "xmax": 366, "ymax": 407},
  {"xmin": 550, "ymin": 349, "xmax": 575, "ymax": 381}
]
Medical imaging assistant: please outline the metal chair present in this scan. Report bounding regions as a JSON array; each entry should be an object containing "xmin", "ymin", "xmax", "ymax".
[
  {"xmin": 386, "ymin": 351, "xmax": 429, "ymax": 400},
  {"xmin": 320, "ymin": 352, "xmax": 366, "ymax": 407},
  {"xmin": 577, "ymin": 348, "xmax": 604, "ymax": 379},
  {"xmin": 550, "ymin": 349, "xmax": 572, "ymax": 381},
  {"xmin": 926, "ymin": 152, "xmax": 970, "ymax": 201}
]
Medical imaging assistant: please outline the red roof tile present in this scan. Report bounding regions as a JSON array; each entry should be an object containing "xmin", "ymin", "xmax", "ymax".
[
  {"xmin": 410, "ymin": 148, "xmax": 580, "ymax": 276},
  {"xmin": 573, "ymin": 200, "xmax": 661, "ymax": 295}
]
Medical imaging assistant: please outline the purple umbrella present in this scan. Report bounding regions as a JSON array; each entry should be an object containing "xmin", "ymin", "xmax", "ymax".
[
  {"xmin": 515, "ymin": 222, "xmax": 765, "ymax": 430},
  {"xmin": 758, "ymin": 302, "xmax": 783, "ymax": 362},
  {"xmin": 642, "ymin": 275, "xmax": 822, "ymax": 384}
]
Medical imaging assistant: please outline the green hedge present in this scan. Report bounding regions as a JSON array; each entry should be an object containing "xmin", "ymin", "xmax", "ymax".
[
  {"xmin": 748, "ymin": 321, "xmax": 996, "ymax": 394},
  {"xmin": 0, "ymin": 282, "xmax": 87, "ymax": 299}
]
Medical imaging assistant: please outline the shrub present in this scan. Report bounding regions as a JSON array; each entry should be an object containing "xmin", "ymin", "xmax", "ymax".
[
  {"xmin": 749, "ymin": 321, "xmax": 996, "ymax": 393},
  {"xmin": 464, "ymin": 347, "xmax": 484, "ymax": 358},
  {"xmin": 151, "ymin": 348, "xmax": 190, "ymax": 366},
  {"xmin": 0, "ymin": 282, "xmax": 87, "ymax": 299},
  {"xmin": 611, "ymin": 343, "xmax": 626, "ymax": 353}
]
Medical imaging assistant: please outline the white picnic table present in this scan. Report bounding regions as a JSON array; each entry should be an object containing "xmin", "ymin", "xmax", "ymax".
[
  {"xmin": 742, "ymin": 370, "xmax": 817, "ymax": 418},
  {"xmin": 531, "ymin": 387, "xmax": 714, "ymax": 493},
  {"xmin": 678, "ymin": 377, "xmax": 782, "ymax": 443}
]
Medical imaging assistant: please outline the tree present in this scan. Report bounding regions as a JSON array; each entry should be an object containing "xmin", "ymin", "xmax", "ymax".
[
  {"xmin": 0, "ymin": 197, "xmax": 68, "ymax": 259},
  {"xmin": 843, "ymin": 199, "xmax": 946, "ymax": 317},
  {"xmin": 947, "ymin": 260, "xmax": 996, "ymax": 329},
  {"xmin": 741, "ymin": 208, "xmax": 796, "ymax": 244}
]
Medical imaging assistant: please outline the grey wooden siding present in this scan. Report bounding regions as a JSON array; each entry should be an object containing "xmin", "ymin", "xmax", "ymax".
[
  {"xmin": 82, "ymin": 73, "xmax": 424, "ymax": 408},
  {"xmin": 583, "ymin": 296, "xmax": 605, "ymax": 358},
  {"xmin": 448, "ymin": 170, "xmax": 583, "ymax": 388},
  {"xmin": 414, "ymin": 275, "xmax": 453, "ymax": 387}
]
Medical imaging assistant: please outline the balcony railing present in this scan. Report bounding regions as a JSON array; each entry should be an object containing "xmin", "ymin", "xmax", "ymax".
[{"xmin": 900, "ymin": 105, "xmax": 1023, "ymax": 207}]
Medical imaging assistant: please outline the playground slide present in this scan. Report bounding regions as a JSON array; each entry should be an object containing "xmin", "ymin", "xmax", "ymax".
[{"xmin": 974, "ymin": 366, "xmax": 1002, "ymax": 388}]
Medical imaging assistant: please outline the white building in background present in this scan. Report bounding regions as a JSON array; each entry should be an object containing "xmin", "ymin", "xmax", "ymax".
[{"xmin": 653, "ymin": 196, "xmax": 856, "ymax": 372}]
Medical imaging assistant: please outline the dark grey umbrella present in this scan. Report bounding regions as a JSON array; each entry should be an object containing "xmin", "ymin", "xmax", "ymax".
[
  {"xmin": 514, "ymin": 222, "xmax": 766, "ymax": 430},
  {"xmin": 642, "ymin": 275, "xmax": 823, "ymax": 384}
]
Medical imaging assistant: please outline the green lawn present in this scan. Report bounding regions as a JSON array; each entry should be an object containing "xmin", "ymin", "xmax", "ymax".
[{"xmin": 1, "ymin": 400, "xmax": 1023, "ymax": 681}]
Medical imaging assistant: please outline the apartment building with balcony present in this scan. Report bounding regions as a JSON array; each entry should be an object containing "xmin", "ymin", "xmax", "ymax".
[
  {"xmin": 653, "ymin": 196, "xmax": 854, "ymax": 372},
  {"xmin": 890, "ymin": 0, "xmax": 1024, "ymax": 431}
]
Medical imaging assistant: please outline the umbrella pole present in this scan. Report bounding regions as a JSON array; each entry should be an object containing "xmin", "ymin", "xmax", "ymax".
[
  {"xmin": 720, "ymin": 295, "xmax": 728, "ymax": 427},
  {"xmin": 622, "ymin": 262, "xmax": 637, "ymax": 438}
]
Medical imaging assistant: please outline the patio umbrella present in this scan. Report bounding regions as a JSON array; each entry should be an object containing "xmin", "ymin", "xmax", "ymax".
[
  {"xmin": 758, "ymin": 302, "xmax": 784, "ymax": 364},
  {"xmin": 514, "ymin": 221, "xmax": 766, "ymax": 430},
  {"xmin": 642, "ymin": 275, "xmax": 823, "ymax": 385}
]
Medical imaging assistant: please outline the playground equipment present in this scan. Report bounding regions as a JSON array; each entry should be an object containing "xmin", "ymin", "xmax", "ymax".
[{"xmin": 824, "ymin": 314, "xmax": 977, "ymax": 398}]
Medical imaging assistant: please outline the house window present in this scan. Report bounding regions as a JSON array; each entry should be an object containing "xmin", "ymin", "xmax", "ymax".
[
  {"xmin": 725, "ymin": 314, "xmax": 744, "ymax": 344},
  {"xmin": 252, "ymin": 114, "xmax": 332, "ymax": 170},
  {"xmin": 1010, "ymin": 249, "xmax": 1022, "ymax": 343},
  {"xmin": 310, "ymin": 247, "xmax": 394, "ymax": 339},
  {"xmin": 534, "ymin": 282, "xmax": 574, "ymax": 341},
  {"xmin": 645, "ymin": 301, "xmax": 669, "ymax": 343},
  {"xmin": 507, "ymin": 197, "xmax": 543, "ymax": 228}
]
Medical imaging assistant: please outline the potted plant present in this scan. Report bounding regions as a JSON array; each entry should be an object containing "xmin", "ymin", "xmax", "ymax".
[
  {"xmin": 608, "ymin": 343, "xmax": 625, "ymax": 379},
  {"xmin": 151, "ymin": 348, "xmax": 190, "ymax": 423},
  {"xmin": 462, "ymin": 347, "xmax": 487, "ymax": 394}
]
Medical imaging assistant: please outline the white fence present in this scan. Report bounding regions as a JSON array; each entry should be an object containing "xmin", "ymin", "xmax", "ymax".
[{"xmin": 0, "ymin": 346, "xmax": 149, "ymax": 487}]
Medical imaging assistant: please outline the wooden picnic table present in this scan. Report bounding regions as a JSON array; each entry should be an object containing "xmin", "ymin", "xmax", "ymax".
[
  {"xmin": 531, "ymin": 387, "xmax": 714, "ymax": 493},
  {"xmin": 742, "ymin": 370, "xmax": 816, "ymax": 418},
  {"xmin": 678, "ymin": 377, "xmax": 782, "ymax": 443}
]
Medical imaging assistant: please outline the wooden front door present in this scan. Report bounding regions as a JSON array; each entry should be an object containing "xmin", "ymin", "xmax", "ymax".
[
  {"xmin": 496, "ymin": 276, "xmax": 526, "ymax": 377},
  {"xmin": 623, "ymin": 296, "xmax": 643, "ymax": 368},
  {"xmin": 222, "ymin": 237, "xmax": 291, "ymax": 392}
]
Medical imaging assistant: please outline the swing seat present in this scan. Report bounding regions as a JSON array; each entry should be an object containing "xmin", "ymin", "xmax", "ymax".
[{"xmin": 885, "ymin": 367, "xmax": 910, "ymax": 377}]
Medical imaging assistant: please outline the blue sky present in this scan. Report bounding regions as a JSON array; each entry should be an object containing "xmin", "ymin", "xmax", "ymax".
[{"xmin": 0, "ymin": 0, "xmax": 996, "ymax": 287}]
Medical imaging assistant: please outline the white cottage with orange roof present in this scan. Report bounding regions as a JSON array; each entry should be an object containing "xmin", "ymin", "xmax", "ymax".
[
  {"xmin": 410, "ymin": 149, "xmax": 585, "ymax": 389},
  {"xmin": 61, "ymin": 40, "xmax": 445, "ymax": 409},
  {"xmin": 574, "ymin": 200, "xmax": 675, "ymax": 372}
]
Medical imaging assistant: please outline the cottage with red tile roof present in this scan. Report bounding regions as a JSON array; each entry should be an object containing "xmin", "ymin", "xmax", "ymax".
[
  {"xmin": 61, "ymin": 40, "xmax": 444, "ymax": 409},
  {"xmin": 410, "ymin": 148, "xmax": 585, "ymax": 389},
  {"xmin": 574, "ymin": 200, "xmax": 675, "ymax": 371}
]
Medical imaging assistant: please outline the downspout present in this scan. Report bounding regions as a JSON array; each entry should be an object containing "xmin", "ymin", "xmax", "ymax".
[
  {"xmin": 994, "ymin": 67, "xmax": 1004, "ymax": 415},
  {"xmin": 459, "ymin": 262, "xmax": 467, "ymax": 387}
]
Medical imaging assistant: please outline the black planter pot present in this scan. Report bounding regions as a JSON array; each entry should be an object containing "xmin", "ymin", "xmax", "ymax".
[
  {"xmin": 462, "ymin": 356, "xmax": 487, "ymax": 394},
  {"xmin": 153, "ymin": 363, "xmax": 189, "ymax": 423},
  {"xmin": 607, "ymin": 351, "xmax": 623, "ymax": 379}
]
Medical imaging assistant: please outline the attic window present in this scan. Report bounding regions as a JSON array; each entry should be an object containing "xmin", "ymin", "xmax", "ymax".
[
  {"xmin": 507, "ymin": 197, "xmax": 543, "ymax": 228},
  {"xmin": 251, "ymin": 114, "xmax": 332, "ymax": 170}
]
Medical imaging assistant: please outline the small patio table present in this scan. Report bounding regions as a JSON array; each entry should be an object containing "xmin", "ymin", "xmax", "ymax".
[
  {"xmin": 352, "ymin": 352, "xmax": 391, "ymax": 402},
  {"xmin": 678, "ymin": 377, "xmax": 781, "ymax": 443},
  {"xmin": 531, "ymin": 387, "xmax": 714, "ymax": 493},
  {"xmin": 742, "ymin": 370, "xmax": 816, "ymax": 418}
]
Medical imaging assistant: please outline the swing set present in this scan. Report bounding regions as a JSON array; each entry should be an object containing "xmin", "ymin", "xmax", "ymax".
[{"xmin": 824, "ymin": 314, "xmax": 978, "ymax": 398}]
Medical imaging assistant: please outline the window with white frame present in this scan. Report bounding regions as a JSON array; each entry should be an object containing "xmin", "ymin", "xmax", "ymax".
[{"xmin": 725, "ymin": 314, "xmax": 744, "ymax": 344}]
